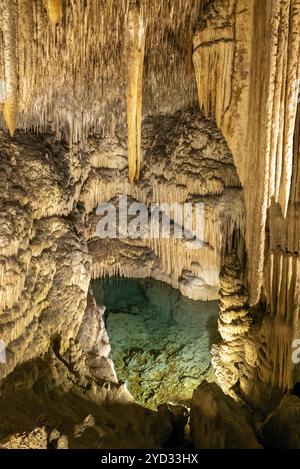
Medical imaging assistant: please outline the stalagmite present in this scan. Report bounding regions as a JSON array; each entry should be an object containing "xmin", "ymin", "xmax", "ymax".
[
  {"xmin": 125, "ymin": 2, "xmax": 146, "ymax": 183},
  {"xmin": 211, "ymin": 251, "xmax": 251, "ymax": 398},
  {"xmin": 44, "ymin": 0, "xmax": 62, "ymax": 25}
]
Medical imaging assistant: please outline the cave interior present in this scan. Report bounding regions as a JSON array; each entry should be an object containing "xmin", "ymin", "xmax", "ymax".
[{"xmin": 0, "ymin": 0, "xmax": 299, "ymax": 450}]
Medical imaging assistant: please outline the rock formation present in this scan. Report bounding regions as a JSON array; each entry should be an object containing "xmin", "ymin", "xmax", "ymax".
[
  {"xmin": 85, "ymin": 109, "xmax": 245, "ymax": 301},
  {"xmin": 0, "ymin": 0, "xmax": 299, "ymax": 450},
  {"xmin": 262, "ymin": 394, "xmax": 300, "ymax": 448},
  {"xmin": 0, "ymin": 0, "xmax": 205, "ymax": 143},
  {"xmin": 193, "ymin": 0, "xmax": 300, "ymax": 306},
  {"xmin": 193, "ymin": 0, "xmax": 300, "ymax": 411},
  {"xmin": 0, "ymin": 130, "xmax": 91, "ymax": 381},
  {"xmin": 125, "ymin": 2, "xmax": 146, "ymax": 182},
  {"xmin": 0, "ymin": 348, "xmax": 176, "ymax": 449},
  {"xmin": 190, "ymin": 381, "xmax": 261, "ymax": 449},
  {"xmin": 211, "ymin": 251, "xmax": 252, "ymax": 398},
  {"xmin": 0, "ymin": 107, "xmax": 243, "ymax": 386}
]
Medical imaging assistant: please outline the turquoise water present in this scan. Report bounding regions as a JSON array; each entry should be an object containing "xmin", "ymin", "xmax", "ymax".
[{"xmin": 92, "ymin": 277, "xmax": 220, "ymax": 408}]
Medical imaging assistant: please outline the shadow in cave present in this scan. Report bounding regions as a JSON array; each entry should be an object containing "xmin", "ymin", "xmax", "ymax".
[
  {"xmin": 206, "ymin": 313, "xmax": 221, "ymax": 348},
  {"xmin": 0, "ymin": 354, "xmax": 181, "ymax": 449}
]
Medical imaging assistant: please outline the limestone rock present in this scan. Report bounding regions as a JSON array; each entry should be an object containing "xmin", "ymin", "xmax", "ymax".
[
  {"xmin": 190, "ymin": 381, "xmax": 261, "ymax": 449},
  {"xmin": 263, "ymin": 395, "xmax": 300, "ymax": 449},
  {"xmin": 49, "ymin": 428, "xmax": 60, "ymax": 444},
  {"xmin": 193, "ymin": 0, "xmax": 300, "ymax": 309},
  {"xmin": 0, "ymin": 0, "xmax": 298, "ymax": 449},
  {"xmin": 94, "ymin": 277, "xmax": 219, "ymax": 408},
  {"xmin": 57, "ymin": 435, "xmax": 69, "ymax": 449},
  {"xmin": 0, "ymin": 352, "xmax": 174, "ymax": 449},
  {"xmin": 0, "ymin": 427, "xmax": 47, "ymax": 449},
  {"xmin": 212, "ymin": 251, "xmax": 251, "ymax": 397},
  {"xmin": 85, "ymin": 109, "xmax": 245, "ymax": 302},
  {"xmin": 0, "ymin": 129, "xmax": 115, "ymax": 386},
  {"xmin": 77, "ymin": 292, "xmax": 117, "ymax": 383},
  {"xmin": 0, "ymin": 1, "xmax": 204, "ymax": 143},
  {"xmin": 74, "ymin": 415, "xmax": 96, "ymax": 439}
]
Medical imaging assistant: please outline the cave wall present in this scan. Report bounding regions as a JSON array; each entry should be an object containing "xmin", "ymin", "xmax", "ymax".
[
  {"xmin": 0, "ymin": 130, "xmax": 116, "ymax": 382},
  {"xmin": 0, "ymin": 0, "xmax": 299, "ymax": 417},
  {"xmin": 0, "ymin": 107, "xmax": 242, "ymax": 382},
  {"xmin": 0, "ymin": 130, "xmax": 88, "ymax": 379},
  {"xmin": 193, "ymin": 0, "xmax": 300, "ymax": 404}
]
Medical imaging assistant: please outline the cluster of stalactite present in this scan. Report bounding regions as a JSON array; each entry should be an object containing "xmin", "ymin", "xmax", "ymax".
[
  {"xmin": 81, "ymin": 108, "xmax": 245, "ymax": 301},
  {"xmin": 0, "ymin": 0, "xmax": 209, "ymax": 181},
  {"xmin": 193, "ymin": 0, "xmax": 300, "ymax": 306},
  {"xmin": 0, "ymin": 127, "xmax": 121, "ymax": 384}
]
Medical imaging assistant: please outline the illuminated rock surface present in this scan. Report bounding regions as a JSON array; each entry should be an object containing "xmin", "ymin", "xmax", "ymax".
[
  {"xmin": 0, "ymin": 427, "xmax": 47, "ymax": 449},
  {"xmin": 0, "ymin": 0, "xmax": 299, "ymax": 450},
  {"xmin": 86, "ymin": 109, "xmax": 245, "ymax": 302},
  {"xmin": 0, "ymin": 109, "xmax": 242, "ymax": 384},
  {"xmin": 0, "ymin": 352, "xmax": 175, "ymax": 449},
  {"xmin": 190, "ymin": 381, "xmax": 261, "ymax": 449}
]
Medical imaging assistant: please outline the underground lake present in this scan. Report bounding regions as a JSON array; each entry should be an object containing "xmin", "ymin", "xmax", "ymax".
[{"xmin": 92, "ymin": 277, "xmax": 220, "ymax": 409}]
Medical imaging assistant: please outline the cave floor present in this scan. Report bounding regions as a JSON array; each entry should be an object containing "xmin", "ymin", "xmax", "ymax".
[
  {"xmin": 0, "ymin": 353, "xmax": 184, "ymax": 449},
  {"xmin": 0, "ymin": 279, "xmax": 219, "ymax": 449},
  {"xmin": 93, "ymin": 278, "xmax": 220, "ymax": 409}
]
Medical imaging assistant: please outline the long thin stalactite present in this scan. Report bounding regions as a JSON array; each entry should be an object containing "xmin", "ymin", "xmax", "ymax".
[
  {"xmin": 1, "ymin": 0, "xmax": 18, "ymax": 136},
  {"xmin": 44, "ymin": 0, "xmax": 62, "ymax": 25},
  {"xmin": 125, "ymin": 2, "xmax": 146, "ymax": 183}
]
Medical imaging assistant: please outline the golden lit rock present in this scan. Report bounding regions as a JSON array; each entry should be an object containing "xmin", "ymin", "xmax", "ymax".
[
  {"xmin": 3, "ymin": 95, "xmax": 17, "ymax": 136},
  {"xmin": 44, "ymin": 0, "xmax": 62, "ymax": 25},
  {"xmin": 0, "ymin": 0, "xmax": 298, "ymax": 451},
  {"xmin": 125, "ymin": 3, "xmax": 146, "ymax": 182}
]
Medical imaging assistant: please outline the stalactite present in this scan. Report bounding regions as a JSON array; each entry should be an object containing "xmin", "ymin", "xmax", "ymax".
[
  {"xmin": 0, "ymin": 0, "xmax": 204, "ymax": 144},
  {"xmin": 83, "ymin": 109, "xmax": 245, "ymax": 302},
  {"xmin": 125, "ymin": 2, "xmax": 146, "ymax": 183},
  {"xmin": 193, "ymin": 0, "xmax": 300, "ymax": 310},
  {"xmin": 277, "ymin": 0, "xmax": 300, "ymax": 217},
  {"xmin": 193, "ymin": 0, "xmax": 235, "ymax": 128},
  {"xmin": 44, "ymin": 0, "xmax": 62, "ymax": 25},
  {"xmin": 1, "ymin": 0, "xmax": 18, "ymax": 136},
  {"xmin": 17, "ymin": 0, "xmax": 33, "ymax": 112}
]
